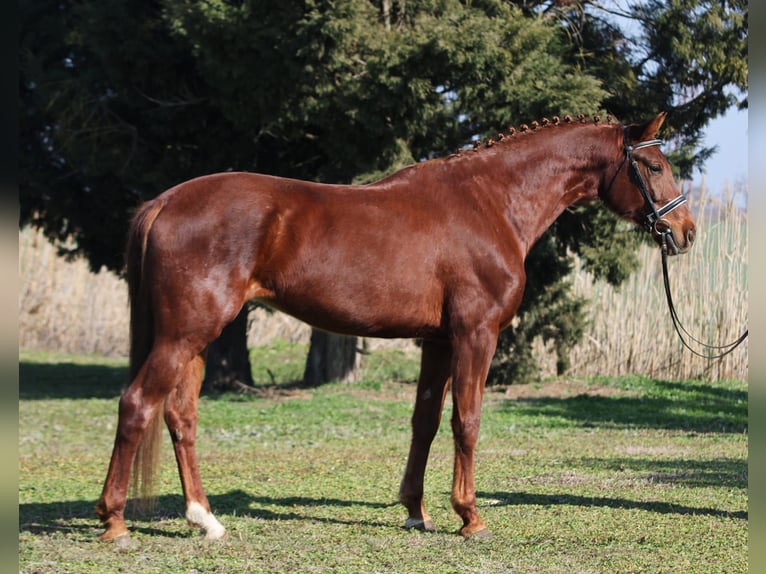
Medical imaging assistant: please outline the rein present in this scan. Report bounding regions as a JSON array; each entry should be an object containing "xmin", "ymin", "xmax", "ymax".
[
  {"xmin": 659, "ymin": 235, "xmax": 748, "ymax": 359},
  {"xmin": 623, "ymin": 132, "xmax": 748, "ymax": 359}
]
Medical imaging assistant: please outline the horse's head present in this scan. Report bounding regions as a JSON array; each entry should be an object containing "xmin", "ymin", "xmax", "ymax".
[{"xmin": 601, "ymin": 112, "xmax": 696, "ymax": 255}]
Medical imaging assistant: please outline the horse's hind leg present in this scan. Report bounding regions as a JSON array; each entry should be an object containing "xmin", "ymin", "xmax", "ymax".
[
  {"xmin": 96, "ymin": 341, "xmax": 194, "ymax": 541},
  {"xmin": 399, "ymin": 340, "xmax": 452, "ymax": 531},
  {"xmin": 163, "ymin": 352, "xmax": 225, "ymax": 540}
]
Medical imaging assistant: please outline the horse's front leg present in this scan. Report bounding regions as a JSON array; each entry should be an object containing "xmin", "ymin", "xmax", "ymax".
[
  {"xmin": 399, "ymin": 340, "xmax": 452, "ymax": 531},
  {"xmin": 449, "ymin": 325, "xmax": 497, "ymax": 538},
  {"xmin": 163, "ymin": 353, "xmax": 226, "ymax": 540}
]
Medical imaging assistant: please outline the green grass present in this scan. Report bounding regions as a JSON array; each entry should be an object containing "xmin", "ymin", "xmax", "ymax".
[{"xmin": 19, "ymin": 346, "xmax": 747, "ymax": 573}]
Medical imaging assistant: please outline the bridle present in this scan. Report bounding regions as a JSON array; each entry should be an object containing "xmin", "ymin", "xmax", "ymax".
[
  {"xmin": 621, "ymin": 129, "xmax": 688, "ymax": 238},
  {"xmin": 613, "ymin": 128, "xmax": 748, "ymax": 359}
]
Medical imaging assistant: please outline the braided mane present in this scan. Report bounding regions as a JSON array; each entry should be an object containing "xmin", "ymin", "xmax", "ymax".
[{"xmin": 448, "ymin": 113, "xmax": 617, "ymax": 159}]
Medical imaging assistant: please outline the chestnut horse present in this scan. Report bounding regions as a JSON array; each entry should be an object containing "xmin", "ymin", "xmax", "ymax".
[{"xmin": 96, "ymin": 112, "xmax": 696, "ymax": 542}]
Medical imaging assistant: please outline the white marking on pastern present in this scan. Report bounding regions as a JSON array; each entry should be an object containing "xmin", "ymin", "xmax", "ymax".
[{"xmin": 186, "ymin": 501, "xmax": 226, "ymax": 540}]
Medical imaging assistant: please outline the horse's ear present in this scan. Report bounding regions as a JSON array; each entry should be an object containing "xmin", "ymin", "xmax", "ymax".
[{"xmin": 639, "ymin": 112, "xmax": 667, "ymax": 140}]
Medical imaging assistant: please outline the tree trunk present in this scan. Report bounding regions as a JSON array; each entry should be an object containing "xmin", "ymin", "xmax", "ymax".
[
  {"xmin": 202, "ymin": 306, "xmax": 255, "ymax": 393},
  {"xmin": 303, "ymin": 329, "xmax": 363, "ymax": 386},
  {"xmin": 380, "ymin": 0, "xmax": 391, "ymax": 30}
]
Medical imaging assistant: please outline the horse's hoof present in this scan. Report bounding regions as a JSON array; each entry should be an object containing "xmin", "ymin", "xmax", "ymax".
[
  {"xmin": 112, "ymin": 533, "xmax": 137, "ymax": 549},
  {"xmin": 203, "ymin": 526, "xmax": 227, "ymax": 541},
  {"xmin": 460, "ymin": 526, "xmax": 492, "ymax": 540},
  {"xmin": 99, "ymin": 524, "xmax": 130, "ymax": 543},
  {"xmin": 404, "ymin": 517, "xmax": 436, "ymax": 532}
]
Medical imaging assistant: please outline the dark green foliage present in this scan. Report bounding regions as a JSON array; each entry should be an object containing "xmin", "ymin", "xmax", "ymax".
[
  {"xmin": 20, "ymin": 0, "xmax": 241, "ymax": 271},
  {"xmin": 558, "ymin": 204, "xmax": 644, "ymax": 287}
]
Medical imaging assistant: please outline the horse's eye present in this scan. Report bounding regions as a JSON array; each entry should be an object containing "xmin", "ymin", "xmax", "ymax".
[{"xmin": 649, "ymin": 164, "xmax": 663, "ymax": 175}]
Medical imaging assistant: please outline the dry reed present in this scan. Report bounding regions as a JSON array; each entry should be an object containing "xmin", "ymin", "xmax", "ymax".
[{"xmin": 19, "ymin": 227, "xmax": 130, "ymax": 357}]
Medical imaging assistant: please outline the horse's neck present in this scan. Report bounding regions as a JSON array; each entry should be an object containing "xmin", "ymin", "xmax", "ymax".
[{"xmin": 477, "ymin": 125, "xmax": 618, "ymax": 256}]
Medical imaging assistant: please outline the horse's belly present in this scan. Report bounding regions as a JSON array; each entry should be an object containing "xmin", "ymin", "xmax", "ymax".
[{"xmin": 254, "ymin": 283, "xmax": 444, "ymax": 340}]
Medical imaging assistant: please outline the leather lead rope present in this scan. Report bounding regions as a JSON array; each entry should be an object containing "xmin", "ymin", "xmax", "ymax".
[{"xmin": 660, "ymin": 233, "xmax": 748, "ymax": 359}]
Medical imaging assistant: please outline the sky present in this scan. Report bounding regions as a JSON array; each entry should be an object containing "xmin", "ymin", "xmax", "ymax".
[{"xmin": 690, "ymin": 106, "xmax": 748, "ymax": 201}]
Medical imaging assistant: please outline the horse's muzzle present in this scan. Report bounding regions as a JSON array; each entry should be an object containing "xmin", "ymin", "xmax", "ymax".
[{"xmin": 654, "ymin": 220, "xmax": 695, "ymax": 255}]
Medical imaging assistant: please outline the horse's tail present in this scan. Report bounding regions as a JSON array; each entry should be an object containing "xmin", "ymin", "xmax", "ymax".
[{"xmin": 125, "ymin": 197, "xmax": 167, "ymax": 514}]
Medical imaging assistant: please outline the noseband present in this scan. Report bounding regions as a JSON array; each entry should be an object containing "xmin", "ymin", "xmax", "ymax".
[{"xmin": 621, "ymin": 129, "xmax": 687, "ymax": 234}]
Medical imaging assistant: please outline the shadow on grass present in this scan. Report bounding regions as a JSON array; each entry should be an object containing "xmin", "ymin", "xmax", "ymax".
[
  {"xmin": 579, "ymin": 456, "xmax": 747, "ymax": 489},
  {"xmin": 503, "ymin": 378, "xmax": 747, "ymax": 434},
  {"xmin": 19, "ymin": 361, "xmax": 129, "ymax": 400},
  {"xmin": 19, "ymin": 490, "xmax": 399, "ymax": 539},
  {"xmin": 477, "ymin": 490, "xmax": 747, "ymax": 521},
  {"xmin": 18, "ymin": 360, "xmax": 312, "ymax": 401}
]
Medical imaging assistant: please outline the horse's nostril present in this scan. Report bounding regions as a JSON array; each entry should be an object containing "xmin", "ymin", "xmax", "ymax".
[{"xmin": 687, "ymin": 228, "xmax": 696, "ymax": 245}]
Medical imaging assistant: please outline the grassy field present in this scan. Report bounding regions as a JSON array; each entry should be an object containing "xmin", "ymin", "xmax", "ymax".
[{"xmin": 19, "ymin": 345, "xmax": 747, "ymax": 573}]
